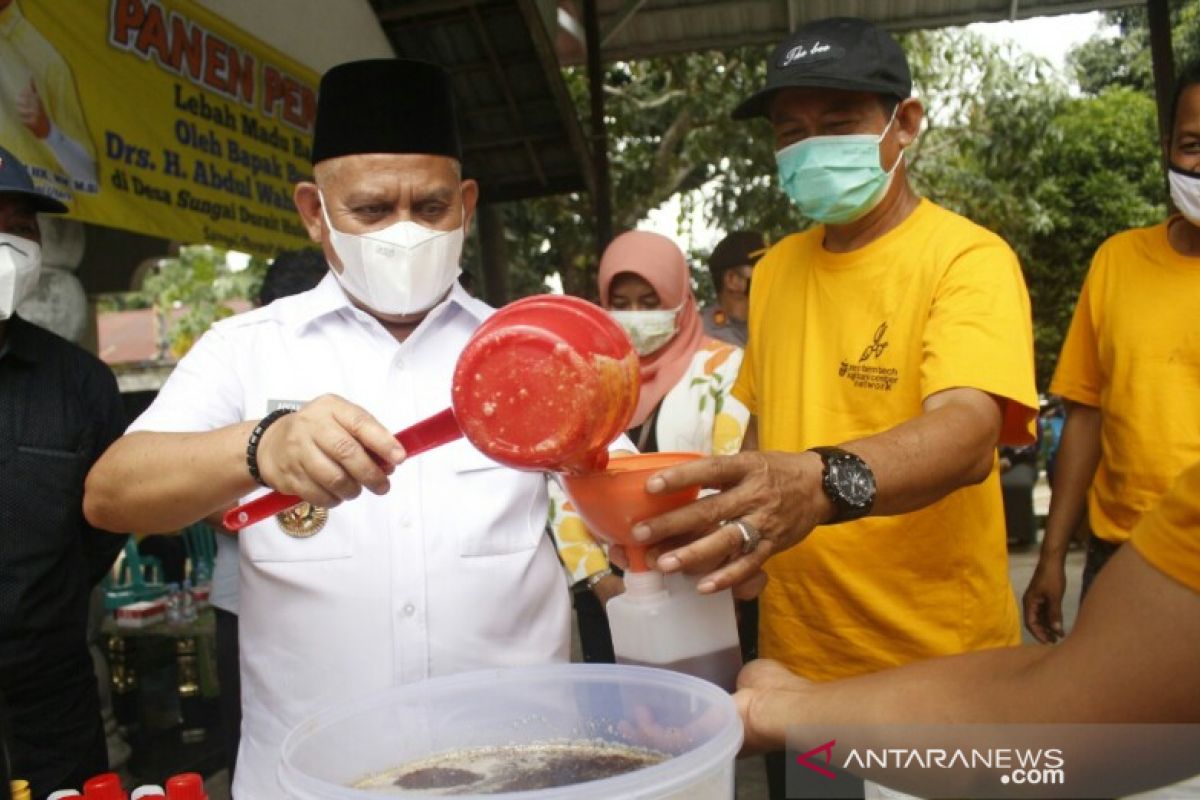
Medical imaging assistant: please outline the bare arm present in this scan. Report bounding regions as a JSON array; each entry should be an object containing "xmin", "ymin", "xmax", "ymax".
[
  {"xmin": 1023, "ymin": 402, "xmax": 1101, "ymax": 642},
  {"xmin": 736, "ymin": 546, "xmax": 1200, "ymax": 792},
  {"xmin": 842, "ymin": 386, "xmax": 1001, "ymax": 516},
  {"xmin": 85, "ymin": 395, "xmax": 404, "ymax": 535},
  {"xmin": 85, "ymin": 424, "xmax": 257, "ymax": 534},
  {"xmin": 625, "ymin": 387, "xmax": 1003, "ymax": 592}
]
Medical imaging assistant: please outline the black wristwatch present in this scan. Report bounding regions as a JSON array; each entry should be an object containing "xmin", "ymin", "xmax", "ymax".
[{"xmin": 810, "ymin": 447, "xmax": 876, "ymax": 524}]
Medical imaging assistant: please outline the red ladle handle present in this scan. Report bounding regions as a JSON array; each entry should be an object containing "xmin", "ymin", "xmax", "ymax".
[{"xmin": 222, "ymin": 408, "xmax": 462, "ymax": 531}]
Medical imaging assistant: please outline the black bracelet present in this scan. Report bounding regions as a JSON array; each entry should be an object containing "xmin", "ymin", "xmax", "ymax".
[{"xmin": 247, "ymin": 408, "xmax": 295, "ymax": 487}]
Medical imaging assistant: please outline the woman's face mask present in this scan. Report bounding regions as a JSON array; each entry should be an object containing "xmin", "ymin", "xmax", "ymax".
[
  {"xmin": 775, "ymin": 104, "xmax": 904, "ymax": 225},
  {"xmin": 609, "ymin": 303, "xmax": 682, "ymax": 356},
  {"xmin": 0, "ymin": 232, "xmax": 41, "ymax": 321},
  {"xmin": 320, "ymin": 191, "xmax": 464, "ymax": 316}
]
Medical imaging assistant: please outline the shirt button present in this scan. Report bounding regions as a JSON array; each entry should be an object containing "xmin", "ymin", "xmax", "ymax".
[{"xmin": 403, "ymin": 603, "xmax": 416, "ymax": 617}]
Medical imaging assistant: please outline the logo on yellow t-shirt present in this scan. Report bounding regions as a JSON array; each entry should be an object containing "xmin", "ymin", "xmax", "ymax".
[{"xmin": 839, "ymin": 321, "xmax": 899, "ymax": 391}]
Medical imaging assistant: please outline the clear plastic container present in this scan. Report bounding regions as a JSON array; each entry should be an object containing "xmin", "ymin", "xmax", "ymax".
[
  {"xmin": 278, "ymin": 664, "xmax": 742, "ymax": 799},
  {"xmin": 608, "ymin": 571, "xmax": 742, "ymax": 692}
]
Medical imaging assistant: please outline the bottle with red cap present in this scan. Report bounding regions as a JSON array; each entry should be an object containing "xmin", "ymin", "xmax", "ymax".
[
  {"xmin": 164, "ymin": 773, "xmax": 205, "ymax": 800},
  {"xmin": 82, "ymin": 772, "xmax": 126, "ymax": 800}
]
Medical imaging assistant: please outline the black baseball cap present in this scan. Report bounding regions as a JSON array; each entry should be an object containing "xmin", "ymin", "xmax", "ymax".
[
  {"xmin": 0, "ymin": 146, "xmax": 68, "ymax": 213},
  {"xmin": 732, "ymin": 17, "xmax": 912, "ymax": 120}
]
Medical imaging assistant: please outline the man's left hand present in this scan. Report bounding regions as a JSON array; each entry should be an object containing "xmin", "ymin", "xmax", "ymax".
[
  {"xmin": 734, "ymin": 659, "xmax": 811, "ymax": 756},
  {"xmin": 625, "ymin": 450, "xmax": 834, "ymax": 593}
]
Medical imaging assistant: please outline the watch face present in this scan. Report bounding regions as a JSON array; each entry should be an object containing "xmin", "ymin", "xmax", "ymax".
[{"xmin": 829, "ymin": 457, "xmax": 876, "ymax": 508}]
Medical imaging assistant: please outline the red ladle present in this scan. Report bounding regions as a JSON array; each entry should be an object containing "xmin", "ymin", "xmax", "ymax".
[{"xmin": 224, "ymin": 295, "xmax": 639, "ymax": 531}]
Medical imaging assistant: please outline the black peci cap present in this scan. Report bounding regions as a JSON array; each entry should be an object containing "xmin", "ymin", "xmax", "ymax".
[
  {"xmin": 311, "ymin": 59, "xmax": 462, "ymax": 165},
  {"xmin": 0, "ymin": 146, "xmax": 68, "ymax": 213},
  {"xmin": 710, "ymin": 231, "xmax": 767, "ymax": 273},
  {"xmin": 732, "ymin": 17, "xmax": 911, "ymax": 120}
]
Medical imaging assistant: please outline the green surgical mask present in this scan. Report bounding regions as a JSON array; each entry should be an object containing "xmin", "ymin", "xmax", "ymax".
[{"xmin": 775, "ymin": 106, "xmax": 902, "ymax": 224}]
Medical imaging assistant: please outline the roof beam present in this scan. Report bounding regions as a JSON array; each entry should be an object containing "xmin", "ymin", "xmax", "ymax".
[
  {"xmin": 600, "ymin": 0, "xmax": 650, "ymax": 47},
  {"xmin": 376, "ymin": 0, "xmax": 477, "ymax": 23},
  {"xmin": 516, "ymin": 0, "xmax": 595, "ymax": 195},
  {"xmin": 466, "ymin": 3, "xmax": 549, "ymax": 187}
]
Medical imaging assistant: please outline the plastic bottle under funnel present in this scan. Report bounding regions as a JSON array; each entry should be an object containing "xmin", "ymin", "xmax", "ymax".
[{"xmin": 606, "ymin": 569, "xmax": 742, "ymax": 692}]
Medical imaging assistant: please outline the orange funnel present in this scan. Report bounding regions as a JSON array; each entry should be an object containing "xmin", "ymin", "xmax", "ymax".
[{"xmin": 558, "ymin": 452, "xmax": 702, "ymax": 572}]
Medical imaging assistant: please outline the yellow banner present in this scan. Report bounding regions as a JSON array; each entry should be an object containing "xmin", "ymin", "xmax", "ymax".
[{"xmin": 2, "ymin": 0, "xmax": 317, "ymax": 256}]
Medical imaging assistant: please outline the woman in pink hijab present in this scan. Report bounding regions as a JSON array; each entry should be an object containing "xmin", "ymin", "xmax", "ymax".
[
  {"xmin": 552, "ymin": 230, "xmax": 751, "ymax": 664},
  {"xmin": 598, "ymin": 230, "xmax": 749, "ymax": 454}
]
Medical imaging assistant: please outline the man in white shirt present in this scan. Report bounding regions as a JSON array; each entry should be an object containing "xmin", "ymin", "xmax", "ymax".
[{"xmin": 84, "ymin": 59, "xmax": 572, "ymax": 798}]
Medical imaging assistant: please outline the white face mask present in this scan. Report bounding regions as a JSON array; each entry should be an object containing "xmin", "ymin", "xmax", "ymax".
[
  {"xmin": 1169, "ymin": 166, "xmax": 1200, "ymax": 227},
  {"xmin": 320, "ymin": 191, "xmax": 464, "ymax": 316},
  {"xmin": 609, "ymin": 303, "xmax": 681, "ymax": 356},
  {"xmin": 0, "ymin": 232, "xmax": 41, "ymax": 321}
]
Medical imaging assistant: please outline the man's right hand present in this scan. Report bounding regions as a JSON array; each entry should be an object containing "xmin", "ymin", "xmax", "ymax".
[
  {"xmin": 1023, "ymin": 560, "xmax": 1067, "ymax": 644},
  {"xmin": 17, "ymin": 80, "xmax": 50, "ymax": 139},
  {"xmin": 254, "ymin": 394, "xmax": 406, "ymax": 507}
]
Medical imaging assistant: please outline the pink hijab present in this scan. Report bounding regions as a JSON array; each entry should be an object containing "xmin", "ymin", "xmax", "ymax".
[{"xmin": 598, "ymin": 231, "xmax": 706, "ymax": 428}]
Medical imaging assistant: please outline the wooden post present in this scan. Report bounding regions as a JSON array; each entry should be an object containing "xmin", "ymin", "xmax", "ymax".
[
  {"xmin": 583, "ymin": 0, "xmax": 614, "ymax": 260},
  {"xmin": 1147, "ymin": 0, "xmax": 1175, "ymax": 202},
  {"xmin": 478, "ymin": 204, "xmax": 509, "ymax": 306}
]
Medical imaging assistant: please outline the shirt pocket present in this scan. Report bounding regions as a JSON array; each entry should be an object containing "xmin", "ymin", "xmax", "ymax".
[
  {"xmin": 239, "ymin": 495, "xmax": 355, "ymax": 563},
  {"xmin": 449, "ymin": 446, "xmax": 546, "ymax": 558},
  {"xmin": 10, "ymin": 445, "xmax": 86, "ymax": 560}
]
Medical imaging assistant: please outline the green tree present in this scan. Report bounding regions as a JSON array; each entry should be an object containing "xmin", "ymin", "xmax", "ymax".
[
  {"xmin": 1068, "ymin": 3, "xmax": 1200, "ymax": 97},
  {"xmin": 498, "ymin": 48, "xmax": 783, "ymax": 300},
  {"xmin": 140, "ymin": 245, "xmax": 267, "ymax": 358}
]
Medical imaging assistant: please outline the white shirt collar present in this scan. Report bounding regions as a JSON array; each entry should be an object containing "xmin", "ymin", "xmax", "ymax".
[{"xmin": 280, "ymin": 272, "xmax": 492, "ymax": 334}]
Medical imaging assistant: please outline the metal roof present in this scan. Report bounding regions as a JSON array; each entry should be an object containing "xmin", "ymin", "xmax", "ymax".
[
  {"xmin": 370, "ymin": 0, "xmax": 593, "ymax": 204},
  {"xmin": 366, "ymin": 1, "xmax": 1130, "ymax": 205},
  {"xmin": 578, "ymin": 0, "xmax": 1137, "ymax": 63}
]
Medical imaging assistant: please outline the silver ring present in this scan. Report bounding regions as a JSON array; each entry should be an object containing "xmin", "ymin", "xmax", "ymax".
[{"xmin": 732, "ymin": 519, "xmax": 761, "ymax": 556}]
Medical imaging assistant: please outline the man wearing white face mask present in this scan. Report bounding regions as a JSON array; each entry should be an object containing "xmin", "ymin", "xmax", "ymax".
[
  {"xmin": 1024, "ymin": 60, "xmax": 1200, "ymax": 648},
  {"xmin": 0, "ymin": 145, "xmax": 128, "ymax": 797},
  {"xmin": 84, "ymin": 60, "xmax": 583, "ymax": 798},
  {"xmin": 610, "ymin": 20, "xmax": 1038, "ymax": 797}
]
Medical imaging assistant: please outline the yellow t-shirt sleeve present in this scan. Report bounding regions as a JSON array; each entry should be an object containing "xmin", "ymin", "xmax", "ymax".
[
  {"xmin": 920, "ymin": 238, "xmax": 1038, "ymax": 444},
  {"xmin": 730, "ymin": 336, "xmax": 757, "ymax": 415},
  {"xmin": 1131, "ymin": 460, "xmax": 1200, "ymax": 593},
  {"xmin": 1048, "ymin": 267, "xmax": 1103, "ymax": 408}
]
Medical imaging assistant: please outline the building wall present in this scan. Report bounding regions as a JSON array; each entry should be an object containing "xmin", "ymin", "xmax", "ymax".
[{"xmin": 195, "ymin": 0, "xmax": 395, "ymax": 73}]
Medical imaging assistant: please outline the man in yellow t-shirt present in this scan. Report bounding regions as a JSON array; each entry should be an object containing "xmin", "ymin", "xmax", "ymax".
[
  {"xmin": 1023, "ymin": 62, "xmax": 1200, "ymax": 645},
  {"xmin": 624, "ymin": 13, "xmax": 1036, "ymax": 726}
]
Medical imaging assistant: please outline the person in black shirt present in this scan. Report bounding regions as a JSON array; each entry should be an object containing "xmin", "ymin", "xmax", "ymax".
[{"xmin": 0, "ymin": 146, "xmax": 127, "ymax": 798}]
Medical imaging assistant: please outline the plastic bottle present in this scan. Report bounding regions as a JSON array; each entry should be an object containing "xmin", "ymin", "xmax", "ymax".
[
  {"xmin": 164, "ymin": 773, "xmax": 206, "ymax": 800},
  {"xmin": 165, "ymin": 583, "xmax": 182, "ymax": 626},
  {"xmin": 82, "ymin": 772, "xmax": 126, "ymax": 799},
  {"xmin": 179, "ymin": 580, "xmax": 197, "ymax": 623},
  {"xmin": 10, "ymin": 780, "xmax": 31, "ymax": 800},
  {"xmin": 47, "ymin": 791, "xmax": 83, "ymax": 799},
  {"xmin": 129, "ymin": 786, "xmax": 165, "ymax": 800},
  {"xmin": 606, "ymin": 570, "xmax": 742, "ymax": 692}
]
